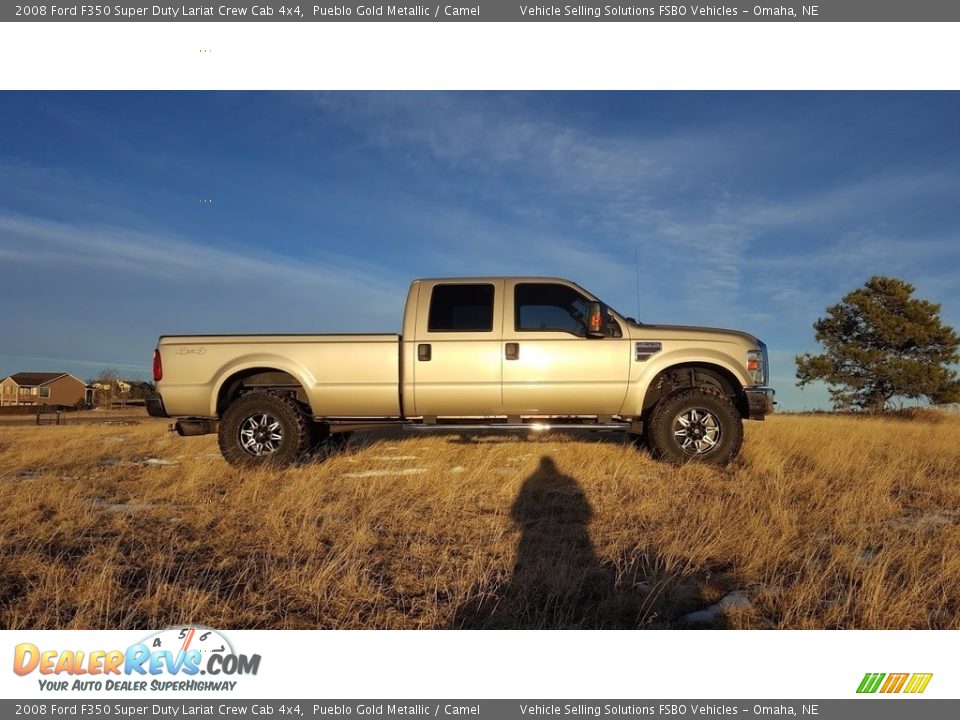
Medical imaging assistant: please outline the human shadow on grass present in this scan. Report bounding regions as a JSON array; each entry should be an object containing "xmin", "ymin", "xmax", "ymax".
[
  {"xmin": 449, "ymin": 455, "xmax": 752, "ymax": 630},
  {"xmin": 450, "ymin": 456, "xmax": 631, "ymax": 629}
]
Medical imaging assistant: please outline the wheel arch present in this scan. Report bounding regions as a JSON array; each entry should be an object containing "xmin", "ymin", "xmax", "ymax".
[
  {"xmin": 212, "ymin": 360, "xmax": 314, "ymax": 417},
  {"xmin": 640, "ymin": 361, "xmax": 749, "ymax": 419}
]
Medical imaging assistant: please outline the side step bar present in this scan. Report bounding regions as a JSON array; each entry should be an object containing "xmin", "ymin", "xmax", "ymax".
[
  {"xmin": 171, "ymin": 418, "xmax": 638, "ymax": 437},
  {"xmin": 404, "ymin": 422, "xmax": 631, "ymax": 432}
]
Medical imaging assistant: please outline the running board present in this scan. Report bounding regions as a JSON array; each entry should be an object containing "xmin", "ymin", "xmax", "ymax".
[{"xmin": 404, "ymin": 423, "xmax": 630, "ymax": 432}]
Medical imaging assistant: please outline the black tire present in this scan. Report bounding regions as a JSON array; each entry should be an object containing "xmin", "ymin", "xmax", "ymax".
[
  {"xmin": 645, "ymin": 388, "xmax": 743, "ymax": 466},
  {"xmin": 218, "ymin": 391, "xmax": 311, "ymax": 468}
]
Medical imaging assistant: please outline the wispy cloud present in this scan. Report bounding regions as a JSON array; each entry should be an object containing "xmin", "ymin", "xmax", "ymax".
[
  {"xmin": 0, "ymin": 211, "xmax": 415, "ymax": 376},
  {"xmin": 305, "ymin": 93, "xmax": 960, "ymax": 330},
  {"xmin": 0, "ymin": 211, "xmax": 406, "ymax": 317},
  {"xmin": 0, "ymin": 354, "xmax": 150, "ymax": 374}
]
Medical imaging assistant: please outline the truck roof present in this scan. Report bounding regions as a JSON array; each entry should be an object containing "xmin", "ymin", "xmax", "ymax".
[{"xmin": 413, "ymin": 276, "xmax": 580, "ymax": 284}]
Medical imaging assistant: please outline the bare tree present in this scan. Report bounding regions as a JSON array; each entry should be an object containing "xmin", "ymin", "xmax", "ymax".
[{"xmin": 94, "ymin": 368, "xmax": 122, "ymax": 407}]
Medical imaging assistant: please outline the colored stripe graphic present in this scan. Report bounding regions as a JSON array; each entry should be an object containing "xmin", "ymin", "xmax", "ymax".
[
  {"xmin": 880, "ymin": 673, "xmax": 909, "ymax": 693},
  {"xmin": 904, "ymin": 673, "xmax": 933, "ymax": 694},
  {"xmin": 857, "ymin": 672, "xmax": 932, "ymax": 694},
  {"xmin": 857, "ymin": 673, "xmax": 885, "ymax": 693}
]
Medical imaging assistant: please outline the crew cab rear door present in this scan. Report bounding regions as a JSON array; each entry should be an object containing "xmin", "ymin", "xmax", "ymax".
[
  {"xmin": 501, "ymin": 280, "xmax": 630, "ymax": 415},
  {"xmin": 410, "ymin": 279, "xmax": 504, "ymax": 417}
]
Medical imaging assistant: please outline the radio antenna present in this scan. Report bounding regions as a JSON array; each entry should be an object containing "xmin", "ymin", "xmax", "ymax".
[{"xmin": 634, "ymin": 245, "xmax": 641, "ymax": 320}]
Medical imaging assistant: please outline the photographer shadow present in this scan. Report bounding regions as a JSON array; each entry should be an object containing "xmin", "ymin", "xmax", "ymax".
[{"xmin": 452, "ymin": 455, "xmax": 637, "ymax": 629}]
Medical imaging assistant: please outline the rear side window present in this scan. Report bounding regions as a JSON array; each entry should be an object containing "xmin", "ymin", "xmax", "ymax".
[{"xmin": 428, "ymin": 284, "xmax": 495, "ymax": 332}]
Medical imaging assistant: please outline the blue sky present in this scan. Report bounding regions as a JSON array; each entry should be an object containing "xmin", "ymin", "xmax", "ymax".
[{"xmin": 1, "ymin": 91, "xmax": 959, "ymax": 410}]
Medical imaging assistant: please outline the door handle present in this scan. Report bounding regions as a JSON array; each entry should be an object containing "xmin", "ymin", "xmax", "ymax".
[
  {"xmin": 417, "ymin": 343, "xmax": 432, "ymax": 361},
  {"xmin": 505, "ymin": 342, "xmax": 519, "ymax": 360}
]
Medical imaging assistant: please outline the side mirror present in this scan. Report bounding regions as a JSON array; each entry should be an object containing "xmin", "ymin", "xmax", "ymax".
[{"xmin": 586, "ymin": 302, "xmax": 607, "ymax": 338}]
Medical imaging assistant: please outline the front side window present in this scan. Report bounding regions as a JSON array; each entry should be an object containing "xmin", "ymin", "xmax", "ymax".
[
  {"xmin": 428, "ymin": 283, "xmax": 495, "ymax": 332},
  {"xmin": 39, "ymin": 387, "xmax": 51, "ymax": 398},
  {"xmin": 515, "ymin": 283, "xmax": 592, "ymax": 336}
]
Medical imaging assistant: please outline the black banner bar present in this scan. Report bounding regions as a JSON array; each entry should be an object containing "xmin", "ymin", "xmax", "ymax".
[{"xmin": 6, "ymin": 0, "xmax": 960, "ymax": 22}]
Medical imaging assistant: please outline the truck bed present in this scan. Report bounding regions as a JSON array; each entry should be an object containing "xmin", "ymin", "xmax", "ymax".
[{"xmin": 156, "ymin": 333, "xmax": 401, "ymax": 419}]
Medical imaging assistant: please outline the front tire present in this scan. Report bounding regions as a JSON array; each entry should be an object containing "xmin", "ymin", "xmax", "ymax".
[
  {"xmin": 645, "ymin": 389, "xmax": 743, "ymax": 466},
  {"xmin": 218, "ymin": 391, "xmax": 311, "ymax": 468}
]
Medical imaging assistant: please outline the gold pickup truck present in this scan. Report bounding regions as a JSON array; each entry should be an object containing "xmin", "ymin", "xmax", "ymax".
[{"xmin": 148, "ymin": 277, "xmax": 774, "ymax": 467}]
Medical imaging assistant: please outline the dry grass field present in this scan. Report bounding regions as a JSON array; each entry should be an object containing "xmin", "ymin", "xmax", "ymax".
[{"xmin": 2, "ymin": 412, "xmax": 959, "ymax": 630}]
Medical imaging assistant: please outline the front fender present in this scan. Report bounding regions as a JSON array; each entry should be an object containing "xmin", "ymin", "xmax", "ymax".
[{"xmin": 622, "ymin": 348, "xmax": 750, "ymax": 417}]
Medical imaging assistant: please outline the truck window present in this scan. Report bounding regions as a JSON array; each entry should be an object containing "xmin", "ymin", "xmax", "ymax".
[
  {"xmin": 428, "ymin": 283, "xmax": 495, "ymax": 332},
  {"xmin": 515, "ymin": 283, "xmax": 591, "ymax": 336}
]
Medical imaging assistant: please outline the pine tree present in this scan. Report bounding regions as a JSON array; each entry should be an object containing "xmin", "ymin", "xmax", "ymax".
[{"xmin": 796, "ymin": 276, "xmax": 960, "ymax": 412}]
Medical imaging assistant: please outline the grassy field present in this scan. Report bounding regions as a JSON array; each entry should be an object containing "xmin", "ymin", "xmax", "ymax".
[{"xmin": 1, "ymin": 412, "xmax": 959, "ymax": 630}]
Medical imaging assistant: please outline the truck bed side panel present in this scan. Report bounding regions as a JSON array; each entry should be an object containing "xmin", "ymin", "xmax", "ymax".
[{"xmin": 156, "ymin": 334, "xmax": 401, "ymax": 418}]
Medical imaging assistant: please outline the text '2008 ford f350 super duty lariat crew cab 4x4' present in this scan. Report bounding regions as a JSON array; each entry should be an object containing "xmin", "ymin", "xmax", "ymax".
[{"xmin": 148, "ymin": 277, "xmax": 774, "ymax": 467}]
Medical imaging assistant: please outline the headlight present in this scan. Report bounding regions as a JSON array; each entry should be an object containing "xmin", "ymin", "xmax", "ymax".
[{"xmin": 747, "ymin": 343, "xmax": 768, "ymax": 386}]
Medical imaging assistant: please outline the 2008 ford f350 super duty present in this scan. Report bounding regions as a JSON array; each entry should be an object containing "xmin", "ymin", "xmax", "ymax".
[{"xmin": 147, "ymin": 277, "xmax": 774, "ymax": 467}]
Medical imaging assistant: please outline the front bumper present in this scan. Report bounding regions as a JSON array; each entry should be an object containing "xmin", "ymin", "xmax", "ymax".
[
  {"xmin": 745, "ymin": 386, "xmax": 775, "ymax": 420},
  {"xmin": 145, "ymin": 394, "xmax": 169, "ymax": 418}
]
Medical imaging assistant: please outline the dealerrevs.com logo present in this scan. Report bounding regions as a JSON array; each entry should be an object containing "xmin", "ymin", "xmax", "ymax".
[
  {"xmin": 857, "ymin": 672, "xmax": 933, "ymax": 694},
  {"xmin": 13, "ymin": 627, "xmax": 261, "ymax": 692}
]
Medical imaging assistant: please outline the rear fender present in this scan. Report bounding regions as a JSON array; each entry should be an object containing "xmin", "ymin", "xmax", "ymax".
[{"xmin": 210, "ymin": 356, "xmax": 315, "ymax": 417}]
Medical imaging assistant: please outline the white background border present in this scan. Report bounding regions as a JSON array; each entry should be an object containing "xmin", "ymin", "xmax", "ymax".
[
  {"xmin": 1, "ymin": 17, "xmax": 958, "ymax": 701},
  {"xmin": 5, "ymin": 629, "xmax": 958, "ymax": 698},
  {"xmin": 0, "ymin": 22, "xmax": 958, "ymax": 90}
]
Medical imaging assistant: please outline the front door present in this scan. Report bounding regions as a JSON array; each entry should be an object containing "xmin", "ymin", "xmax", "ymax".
[{"xmin": 501, "ymin": 281, "xmax": 630, "ymax": 416}]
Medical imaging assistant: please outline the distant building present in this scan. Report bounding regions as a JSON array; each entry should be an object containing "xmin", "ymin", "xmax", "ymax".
[
  {"xmin": 0, "ymin": 372, "xmax": 92, "ymax": 407},
  {"xmin": 91, "ymin": 379, "xmax": 133, "ymax": 395}
]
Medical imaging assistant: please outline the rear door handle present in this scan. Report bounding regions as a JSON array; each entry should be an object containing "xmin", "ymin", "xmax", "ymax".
[
  {"xmin": 417, "ymin": 343, "xmax": 432, "ymax": 361},
  {"xmin": 505, "ymin": 342, "xmax": 519, "ymax": 360}
]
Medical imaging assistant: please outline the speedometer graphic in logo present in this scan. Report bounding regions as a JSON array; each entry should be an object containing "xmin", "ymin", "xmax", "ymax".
[{"xmin": 142, "ymin": 626, "xmax": 234, "ymax": 658}]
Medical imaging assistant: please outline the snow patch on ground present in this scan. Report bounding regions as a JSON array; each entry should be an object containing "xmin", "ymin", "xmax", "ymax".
[
  {"xmin": 342, "ymin": 468, "xmax": 427, "ymax": 478},
  {"xmin": 99, "ymin": 457, "xmax": 178, "ymax": 467},
  {"xmin": 682, "ymin": 591, "xmax": 753, "ymax": 625}
]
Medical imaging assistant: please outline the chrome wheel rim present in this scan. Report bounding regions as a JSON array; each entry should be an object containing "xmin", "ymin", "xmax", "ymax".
[
  {"xmin": 672, "ymin": 407, "xmax": 721, "ymax": 455},
  {"xmin": 238, "ymin": 413, "xmax": 284, "ymax": 456}
]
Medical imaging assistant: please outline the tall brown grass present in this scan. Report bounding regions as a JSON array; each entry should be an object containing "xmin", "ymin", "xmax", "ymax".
[{"xmin": 1, "ymin": 413, "xmax": 958, "ymax": 630}]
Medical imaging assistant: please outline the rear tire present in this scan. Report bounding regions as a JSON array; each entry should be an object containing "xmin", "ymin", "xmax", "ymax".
[
  {"xmin": 218, "ymin": 391, "xmax": 311, "ymax": 468},
  {"xmin": 645, "ymin": 388, "xmax": 742, "ymax": 466}
]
